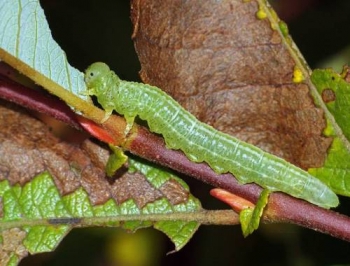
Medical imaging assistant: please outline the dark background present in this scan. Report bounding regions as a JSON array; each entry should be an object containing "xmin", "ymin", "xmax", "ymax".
[{"xmin": 20, "ymin": 0, "xmax": 350, "ymax": 265}]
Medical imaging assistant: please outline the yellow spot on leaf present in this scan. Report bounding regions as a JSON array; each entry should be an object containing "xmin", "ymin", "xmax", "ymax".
[
  {"xmin": 323, "ymin": 118, "xmax": 335, "ymax": 137},
  {"xmin": 293, "ymin": 67, "xmax": 304, "ymax": 83},
  {"xmin": 256, "ymin": 9, "xmax": 267, "ymax": 20}
]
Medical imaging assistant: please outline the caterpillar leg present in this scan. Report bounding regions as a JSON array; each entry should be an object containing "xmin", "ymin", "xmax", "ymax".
[
  {"xmin": 105, "ymin": 145, "xmax": 128, "ymax": 177},
  {"xmin": 124, "ymin": 116, "xmax": 135, "ymax": 136},
  {"xmin": 240, "ymin": 189, "xmax": 270, "ymax": 237},
  {"xmin": 101, "ymin": 109, "xmax": 113, "ymax": 123}
]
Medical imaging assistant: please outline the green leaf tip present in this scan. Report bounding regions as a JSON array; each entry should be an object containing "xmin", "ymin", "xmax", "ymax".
[
  {"xmin": 105, "ymin": 146, "xmax": 128, "ymax": 177},
  {"xmin": 240, "ymin": 189, "xmax": 270, "ymax": 237}
]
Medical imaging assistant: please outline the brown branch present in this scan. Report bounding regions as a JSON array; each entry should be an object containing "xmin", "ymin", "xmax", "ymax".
[{"xmin": 1, "ymin": 73, "xmax": 350, "ymax": 241}]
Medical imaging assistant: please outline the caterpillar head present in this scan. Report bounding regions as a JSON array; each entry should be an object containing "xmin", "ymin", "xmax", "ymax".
[
  {"xmin": 84, "ymin": 62, "xmax": 122, "ymax": 117},
  {"xmin": 84, "ymin": 62, "xmax": 121, "ymax": 97},
  {"xmin": 85, "ymin": 62, "xmax": 110, "ymax": 87}
]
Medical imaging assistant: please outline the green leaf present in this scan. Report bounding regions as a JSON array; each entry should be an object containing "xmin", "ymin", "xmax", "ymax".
[
  {"xmin": 310, "ymin": 69, "xmax": 350, "ymax": 196},
  {"xmin": 0, "ymin": 0, "xmax": 105, "ymax": 123},
  {"xmin": 155, "ymin": 220, "xmax": 199, "ymax": 251},
  {"xmin": 309, "ymin": 137, "xmax": 350, "ymax": 196},
  {"xmin": 240, "ymin": 189, "xmax": 269, "ymax": 237},
  {"xmin": 0, "ymin": 163, "xmax": 201, "ymax": 263},
  {"xmin": 129, "ymin": 158, "xmax": 190, "ymax": 189},
  {"xmin": 0, "ymin": 0, "xmax": 87, "ymax": 101},
  {"xmin": 128, "ymin": 158, "xmax": 201, "ymax": 251},
  {"xmin": 0, "ymin": 173, "xmax": 71, "ymax": 261},
  {"xmin": 312, "ymin": 68, "xmax": 350, "ymax": 139}
]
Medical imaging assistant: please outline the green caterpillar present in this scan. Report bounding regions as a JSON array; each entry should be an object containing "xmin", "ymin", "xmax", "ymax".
[{"xmin": 84, "ymin": 62, "xmax": 339, "ymax": 209}]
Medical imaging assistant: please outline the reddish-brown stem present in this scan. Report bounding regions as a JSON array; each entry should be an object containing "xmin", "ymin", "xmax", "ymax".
[
  {"xmin": 0, "ymin": 75, "xmax": 82, "ymax": 130},
  {"xmin": 268, "ymin": 193, "xmax": 350, "ymax": 241},
  {"xmin": 1, "ymin": 73, "xmax": 350, "ymax": 241}
]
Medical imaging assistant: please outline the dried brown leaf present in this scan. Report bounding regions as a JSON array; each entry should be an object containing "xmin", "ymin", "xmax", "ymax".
[
  {"xmin": 131, "ymin": 0, "xmax": 331, "ymax": 168},
  {"xmin": 0, "ymin": 228, "xmax": 27, "ymax": 265}
]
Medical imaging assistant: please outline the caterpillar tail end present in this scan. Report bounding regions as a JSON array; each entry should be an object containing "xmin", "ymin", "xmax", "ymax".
[
  {"xmin": 322, "ymin": 191, "xmax": 339, "ymax": 209},
  {"xmin": 310, "ymin": 188, "xmax": 339, "ymax": 209}
]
